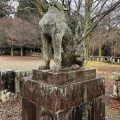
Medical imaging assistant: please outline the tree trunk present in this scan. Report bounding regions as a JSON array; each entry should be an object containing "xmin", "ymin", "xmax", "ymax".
[
  {"xmin": 21, "ymin": 47, "xmax": 23, "ymax": 56},
  {"xmin": 113, "ymin": 46, "xmax": 115, "ymax": 57},
  {"xmin": 82, "ymin": 37, "xmax": 89, "ymax": 65},
  {"xmin": 34, "ymin": 47, "xmax": 35, "ymax": 54},
  {"xmin": 82, "ymin": 0, "xmax": 93, "ymax": 65},
  {"xmin": 11, "ymin": 46, "xmax": 13, "ymax": 56},
  {"xmin": 98, "ymin": 45, "xmax": 102, "ymax": 57}
]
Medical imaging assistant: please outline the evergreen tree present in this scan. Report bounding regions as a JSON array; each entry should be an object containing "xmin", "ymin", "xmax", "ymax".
[{"xmin": 0, "ymin": 0, "xmax": 11, "ymax": 18}]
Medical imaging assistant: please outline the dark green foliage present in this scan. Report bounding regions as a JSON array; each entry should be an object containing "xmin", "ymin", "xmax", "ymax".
[
  {"xmin": 16, "ymin": 1, "xmax": 38, "ymax": 19},
  {"xmin": 16, "ymin": 0, "xmax": 48, "ymax": 19},
  {"xmin": 0, "ymin": 34, "xmax": 7, "ymax": 46},
  {"xmin": 0, "ymin": 0, "xmax": 10, "ymax": 18}
]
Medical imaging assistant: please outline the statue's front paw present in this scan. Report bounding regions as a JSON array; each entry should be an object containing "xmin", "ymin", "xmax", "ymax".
[
  {"xmin": 39, "ymin": 65, "xmax": 48, "ymax": 70},
  {"xmin": 51, "ymin": 65, "xmax": 60, "ymax": 71},
  {"xmin": 50, "ymin": 60, "xmax": 61, "ymax": 71},
  {"xmin": 71, "ymin": 64, "xmax": 80, "ymax": 70},
  {"xmin": 39, "ymin": 60, "xmax": 49, "ymax": 70}
]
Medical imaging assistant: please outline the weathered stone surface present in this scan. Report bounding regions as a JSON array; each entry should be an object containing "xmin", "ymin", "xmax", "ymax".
[
  {"xmin": 15, "ymin": 70, "xmax": 31, "ymax": 96},
  {"xmin": 0, "ymin": 70, "xmax": 15, "ymax": 93},
  {"xmin": 23, "ymin": 67, "xmax": 105, "ymax": 120},
  {"xmin": 112, "ymin": 72, "xmax": 120, "ymax": 99},
  {"xmin": 39, "ymin": 1, "xmax": 73, "ymax": 70},
  {"xmin": 0, "ymin": 70, "xmax": 31, "ymax": 102},
  {"xmin": 39, "ymin": 1, "xmax": 85, "ymax": 71},
  {"xmin": 22, "ymin": 96, "xmax": 105, "ymax": 120},
  {"xmin": 117, "ymin": 59, "xmax": 120, "ymax": 64},
  {"xmin": 0, "ymin": 72, "xmax": 5, "ymax": 91},
  {"xmin": 112, "ymin": 72, "xmax": 120, "ymax": 81},
  {"xmin": 22, "ymin": 76, "xmax": 104, "ymax": 112},
  {"xmin": 0, "ymin": 70, "xmax": 31, "ymax": 92},
  {"xmin": 32, "ymin": 68, "xmax": 96, "ymax": 84}
]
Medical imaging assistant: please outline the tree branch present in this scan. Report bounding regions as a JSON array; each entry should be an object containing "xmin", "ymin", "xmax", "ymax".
[{"xmin": 78, "ymin": 1, "xmax": 120, "ymax": 44}]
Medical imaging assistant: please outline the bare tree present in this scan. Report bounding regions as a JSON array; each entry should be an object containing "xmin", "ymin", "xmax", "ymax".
[
  {"xmin": 90, "ymin": 7, "xmax": 120, "ymax": 57},
  {"xmin": 56, "ymin": 0, "xmax": 120, "ymax": 64},
  {"xmin": 6, "ymin": 17, "xmax": 41, "ymax": 56}
]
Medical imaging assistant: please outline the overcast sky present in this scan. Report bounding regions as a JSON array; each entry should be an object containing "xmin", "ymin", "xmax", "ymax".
[
  {"xmin": 8, "ymin": 0, "xmax": 19, "ymax": 18},
  {"xmin": 8, "ymin": 0, "xmax": 119, "ymax": 18}
]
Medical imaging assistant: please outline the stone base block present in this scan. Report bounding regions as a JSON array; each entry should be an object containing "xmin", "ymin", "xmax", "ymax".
[
  {"xmin": 22, "ymin": 96, "xmax": 105, "ymax": 120},
  {"xmin": 22, "ymin": 68, "xmax": 105, "ymax": 120},
  {"xmin": 23, "ymin": 77, "xmax": 104, "ymax": 112},
  {"xmin": 32, "ymin": 67, "xmax": 96, "ymax": 85}
]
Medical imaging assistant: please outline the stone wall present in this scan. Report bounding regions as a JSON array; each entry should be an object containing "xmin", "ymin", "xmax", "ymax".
[
  {"xmin": 89, "ymin": 56, "xmax": 120, "ymax": 64},
  {"xmin": 0, "ymin": 70, "xmax": 31, "ymax": 102}
]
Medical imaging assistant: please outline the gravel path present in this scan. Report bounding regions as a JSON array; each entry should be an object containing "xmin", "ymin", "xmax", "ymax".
[
  {"xmin": 0, "ymin": 56, "xmax": 41, "ymax": 120},
  {"xmin": 0, "ymin": 56, "xmax": 44, "ymax": 71},
  {"xmin": 0, "ymin": 99, "xmax": 22, "ymax": 120},
  {"xmin": 106, "ymin": 106, "xmax": 120, "ymax": 120}
]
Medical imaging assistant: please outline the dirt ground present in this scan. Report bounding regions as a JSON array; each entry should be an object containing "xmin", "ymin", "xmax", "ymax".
[
  {"xmin": 0, "ymin": 56, "xmax": 44, "ymax": 71},
  {"xmin": 0, "ymin": 56, "xmax": 120, "ymax": 120}
]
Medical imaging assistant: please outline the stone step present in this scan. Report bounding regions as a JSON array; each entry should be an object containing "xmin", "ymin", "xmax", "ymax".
[{"xmin": 32, "ymin": 67, "xmax": 96, "ymax": 85}]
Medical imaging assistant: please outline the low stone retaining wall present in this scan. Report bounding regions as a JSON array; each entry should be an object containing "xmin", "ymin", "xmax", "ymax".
[
  {"xmin": 89, "ymin": 56, "xmax": 120, "ymax": 64},
  {"xmin": 0, "ymin": 70, "xmax": 31, "ymax": 102},
  {"xmin": 112, "ymin": 72, "xmax": 120, "ymax": 99}
]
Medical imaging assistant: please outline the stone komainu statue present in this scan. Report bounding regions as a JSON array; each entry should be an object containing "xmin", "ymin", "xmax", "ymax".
[{"xmin": 39, "ymin": 1, "xmax": 84, "ymax": 70}]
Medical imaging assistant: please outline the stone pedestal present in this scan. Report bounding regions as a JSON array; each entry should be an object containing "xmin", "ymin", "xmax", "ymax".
[
  {"xmin": 22, "ymin": 67, "xmax": 105, "ymax": 120},
  {"xmin": 97, "ymin": 58, "xmax": 99, "ymax": 61},
  {"xmin": 15, "ymin": 70, "xmax": 31, "ymax": 97},
  {"xmin": 112, "ymin": 72, "xmax": 120, "ymax": 99},
  {"xmin": 117, "ymin": 59, "xmax": 120, "ymax": 64},
  {"xmin": 112, "ymin": 58, "xmax": 115, "ymax": 63}
]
